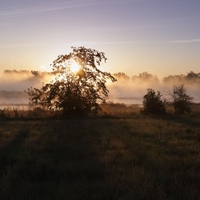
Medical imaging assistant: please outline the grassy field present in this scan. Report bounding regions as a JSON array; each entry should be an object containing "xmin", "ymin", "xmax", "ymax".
[{"xmin": 0, "ymin": 104, "xmax": 200, "ymax": 199}]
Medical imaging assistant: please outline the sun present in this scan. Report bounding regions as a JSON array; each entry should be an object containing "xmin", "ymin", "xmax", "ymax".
[
  {"xmin": 40, "ymin": 65, "xmax": 47, "ymax": 70},
  {"xmin": 70, "ymin": 61, "xmax": 80, "ymax": 73}
]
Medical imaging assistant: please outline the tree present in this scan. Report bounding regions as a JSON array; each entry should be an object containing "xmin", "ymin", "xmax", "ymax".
[
  {"xmin": 26, "ymin": 47, "xmax": 117, "ymax": 116},
  {"xmin": 162, "ymin": 74, "xmax": 185, "ymax": 83},
  {"xmin": 168, "ymin": 84, "xmax": 193, "ymax": 115},
  {"xmin": 131, "ymin": 72, "xmax": 159, "ymax": 83},
  {"xmin": 141, "ymin": 88, "xmax": 166, "ymax": 115},
  {"xmin": 113, "ymin": 72, "xmax": 130, "ymax": 81}
]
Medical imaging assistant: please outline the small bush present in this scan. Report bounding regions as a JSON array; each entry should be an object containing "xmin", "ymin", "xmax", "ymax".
[
  {"xmin": 168, "ymin": 85, "xmax": 193, "ymax": 115},
  {"xmin": 141, "ymin": 88, "xmax": 166, "ymax": 115},
  {"xmin": 0, "ymin": 109, "xmax": 10, "ymax": 120}
]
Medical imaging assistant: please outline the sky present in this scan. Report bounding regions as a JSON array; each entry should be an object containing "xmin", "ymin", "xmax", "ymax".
[{"xmin": 0, "ymin": 0, "xmax": 200, "ymax": 79}]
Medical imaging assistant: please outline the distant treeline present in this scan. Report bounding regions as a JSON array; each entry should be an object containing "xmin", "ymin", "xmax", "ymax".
[
  {"xmin": 113, "ymin": 71, "xmax": 200, "ymax": 84},
  {"xmin": 3, "ymin": 69, "xmax": 200, "ymax": 84},
  {"xmin": 3, "ymin": 70, "xmax": 56, "ymax": 77}
]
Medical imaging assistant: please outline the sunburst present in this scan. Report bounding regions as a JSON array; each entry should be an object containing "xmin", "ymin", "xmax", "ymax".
[{"xmin": 70, "ymin": 61, "xmax": 80, "ymax": 73}]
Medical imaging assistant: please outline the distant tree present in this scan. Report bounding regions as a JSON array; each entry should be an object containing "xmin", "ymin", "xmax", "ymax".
[
  {"xmin": 26, "ymin": 47, "xmax": 117, "ymax": 116},
  {"xmin": 141, "ymin": 88, "xmax": 166, "ymax": 115},
  {"xmin": 162, "ymin": 72, "xmax": 200, "ymax": 84},
  {"xmin": 162, "ymin": 74, "xmax": 185, "ymax": 83},
  {"xmin": 113, "ymin": 72, "xmax": 130, "ymax": 81},
  {"xmin": 3, "ymin": 69, "xmax": 53, "ymax": 77},
  {"xmin": 132, "ymin": 72, "xmax": 159, "ymax": 83},
  {"xmin": 167, "ymin": 84, "xmax": 193, "ymax": 115},
  {"xmin": 4, "ymin": 70, "xmax": 30, "ymax": 74},
  {"xmin": 186, "ymin": 71, "xmax": 200, "ymax": 83},
  {"xmin": 186, "ymin": 71, "xmax": 198, "ymax": 79},
  {"xmin": 139, "ymin": 72, "xmax": 154, "ymax": 79}
]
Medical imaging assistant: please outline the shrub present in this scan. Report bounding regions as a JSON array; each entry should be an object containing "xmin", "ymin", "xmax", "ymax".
[
  {"xmin": 168, "ymin": 84, "xmax": 193, "ymax": 115},
  {"xmin": 141, "ymin": 88, "xmax": 166, "ymax": 115}
]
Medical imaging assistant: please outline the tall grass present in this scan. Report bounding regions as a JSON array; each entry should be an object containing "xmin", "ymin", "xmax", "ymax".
[{"xmin": 0, "ymin": 104, "xmax": 200, "ymax": 199}]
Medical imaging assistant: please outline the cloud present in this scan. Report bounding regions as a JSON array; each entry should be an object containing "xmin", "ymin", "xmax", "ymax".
[
  {"xmin": 63, "ymin": 40, "xmax": 149, "ymax": 47},
  {"xmin": 0, "ymin": 43, "xmax": 53, "ymax": 48},
  {"xmin": 169, "ymin": 39, "xmax": 200, "ymax": 43},
  {"xmin": 0, "ymin": 71, "xmax": 52, "ymax": 91},
  {"xmin": 0, "ymin": 0, "xmax": 143, "ymax": 17}
]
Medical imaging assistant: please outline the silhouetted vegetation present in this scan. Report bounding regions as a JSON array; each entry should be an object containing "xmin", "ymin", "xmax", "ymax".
[
  {"xmin": 26, "ymin": 47, "xmax": 116, "ymax": 116},
  {"xmin": 163, "ymin": 71, "xmax": 200, "ymax": 84},
  {"xmin": 141, "ymin": 88, "xmax": 166, "ymax": 115},
  {"xmin": 168, "ymin": 84, "xmax": 193, "ymax": 115},
  {"xmin": 0, "ymin": 108, "xmax": 10, "ymax": 120},
  {"xmin": 3, "ymin": 69, "xmax": 53, "ymax": 77},
  {"xmin": 3, "ymin": 69, "xmax": 200, "ymax": 85},
  {"xmin": 132, "ymin": 72, "xmax": 159, "ymax": 83},
  {"xmin": 113, "ymin": 72, "xmax": 130, "ymax": 81}
]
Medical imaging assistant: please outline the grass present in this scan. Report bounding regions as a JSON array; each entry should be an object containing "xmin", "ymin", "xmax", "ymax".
[{"xmin": 0, "ymin": 104, "xmax": 200, "ymax": 199}]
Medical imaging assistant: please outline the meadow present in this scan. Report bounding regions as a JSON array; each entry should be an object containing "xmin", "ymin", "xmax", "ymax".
[{"xmin": 0, "ymin": 104, "xmax": 200, "ymax": 199}]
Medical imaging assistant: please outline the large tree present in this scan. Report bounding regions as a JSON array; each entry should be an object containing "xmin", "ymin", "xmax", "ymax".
[{"xmin": 26, "ymin": 47, "xmax": 116, "ymax": 116}]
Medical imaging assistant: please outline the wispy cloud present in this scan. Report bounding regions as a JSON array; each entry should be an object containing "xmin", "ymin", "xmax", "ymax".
[
  {"xmin": 0, "ymin": 0, "xmax": 143, "ymax": 17},
  {"xmin": 3, "ymin": 39, "xmax": 200, "ymax": 49},
  {"xmin": 0, "ymin": 40, "xmax": 149, "ymax": 50},
  {"xmin": 169, "ymin": 39, "xmax": 200, "ymax": 43},
  {"xmin": 63, "ymin": 40, "xmax": 149, "ymax": 47},
  {"xmin": 0, "ymin": 43, "xmax": 53, "ymax": 48}
]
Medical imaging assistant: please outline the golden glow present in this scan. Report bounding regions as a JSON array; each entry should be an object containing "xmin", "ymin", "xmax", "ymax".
[
  {"xmin": 40, "ymin": 65, "xmax": 47, "ymax": 70},
  {"xmin": 70, "ymin": 61, "xmax": 80, "ymax": 73}
]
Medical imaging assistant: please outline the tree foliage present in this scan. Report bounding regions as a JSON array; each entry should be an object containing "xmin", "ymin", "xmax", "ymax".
[
  {"xmin": 162, "ymin": 71, "xmax": 200, "ymax": 84},
  {"xmin": 26, "ymin": 47, "xmax": 116, "ymax": 116},
  {"xmin": 113, "ymin": 72, "xmax": 130, "ymax": 81},
  {"xmin": 141, "ymin": 88, "xmax": 166, "ymax": 115},
  {"xmin": 168, "ymin": 84, "xmax": 193, "ymax": 115},
  {"xmin": 132, "ymin": 72, "xmax": 159, "ymax": 83}
]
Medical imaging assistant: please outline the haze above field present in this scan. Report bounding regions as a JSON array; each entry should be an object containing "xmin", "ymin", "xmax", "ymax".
[
  {"xmin": 0, "ymin": 0, "xmax": 200, "ymax": 78},
  {"xmin": 0, "ymin": 70, "xmax": 200, "ymax": 105}
]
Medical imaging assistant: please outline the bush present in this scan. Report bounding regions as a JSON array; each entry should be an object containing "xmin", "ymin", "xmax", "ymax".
[
  {"xmin": 141, "ymin": 88, "xmax": 166, "ymax": 115},
  {"xmin": 0, "ymin": 108, "xmax": 10, "ymax": 120},
  {"xmin": 168, "ymin": 85, "xmax": 193, "ymax": 115}
]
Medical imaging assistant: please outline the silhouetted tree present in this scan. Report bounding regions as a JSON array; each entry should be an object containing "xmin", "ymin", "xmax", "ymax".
[
  {"xmin": 113, "ymin": 72, "xmax": 130, "ymax": 81},
  {"xmin": 186, "ymin": 71, "xmax": 200, "ymax": 83},
  {"xmin": 132, "ymin": 72, "xmax": 159, "ymax": 83},
  {"xmin": 141, "ymin": 88, "xmax": 166, "ymax": 115},
  {"xmin": 162, "ymin": 72, "xmax": 200, "ymax": 84},
  {"xmin": 168, "ymin": 84, "xmax": 193, "ymax": 115},
  {"xmin": 162, "ymin": 74, "xmax": 185, "ymax": 83},
  {"xmin": 26, "ymin": 47, "xmax": 117, "ymax": 116},
  {"xmin": 186, "ymin": 71, "xmax": 198, "ymax": 79}
]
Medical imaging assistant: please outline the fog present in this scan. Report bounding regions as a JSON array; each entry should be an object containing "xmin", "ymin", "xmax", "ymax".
[
  {"xmin": 107, "ymin": 80, "xmax": 200, "ymax": 105},
  {"xmin": 0, "ymin": 70, "xmax": 200, "ymax": 105},
  {"xmin": 108, "ymin": 72, "xmax": 200, "ymax": 104},
  {"xmin": 0, "ymin": 70, "xmax": 52, "ymax": 104}
]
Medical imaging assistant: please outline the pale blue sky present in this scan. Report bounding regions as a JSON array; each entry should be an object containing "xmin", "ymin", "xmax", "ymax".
[{"xmin": 0, "ymin": 0, "xmax": 200, "ymax": 79}]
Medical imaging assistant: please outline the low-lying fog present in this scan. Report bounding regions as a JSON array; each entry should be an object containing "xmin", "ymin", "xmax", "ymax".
[
  {"xmin": 0, "ymin": 70, "xmax": 200, "ymax": 105},
  {"xmin": 0, "ymin": 71, "xmax": 52, "ymax": 104},
  {"xmin": 107, "ymin": 80, "xmax": 200, "ymax": 104}
]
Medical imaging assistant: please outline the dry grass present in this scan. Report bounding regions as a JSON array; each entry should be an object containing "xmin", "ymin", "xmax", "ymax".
[{"xmin": 0, "ymin": 104, "xmax": 200, "ymax": 199}]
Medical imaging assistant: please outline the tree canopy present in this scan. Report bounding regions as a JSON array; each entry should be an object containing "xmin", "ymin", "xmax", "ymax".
[{"xmin": 26, "ymin": 47, "xmax": 116, "ymax": 116}]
